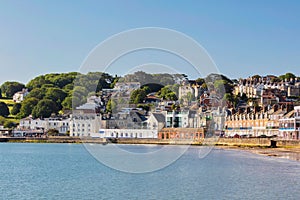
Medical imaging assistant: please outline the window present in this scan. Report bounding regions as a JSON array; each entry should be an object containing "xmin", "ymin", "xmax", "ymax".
[{"xmin": 139, "ymin": 133, "xmax": 142, "ymax": 138}]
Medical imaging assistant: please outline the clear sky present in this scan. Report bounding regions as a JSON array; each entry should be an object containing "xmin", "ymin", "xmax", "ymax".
[{"xmin": 0, "ymin": 0, "xmax": 300, "ymax": 84}]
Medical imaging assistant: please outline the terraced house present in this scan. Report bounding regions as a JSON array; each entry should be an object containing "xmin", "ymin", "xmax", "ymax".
[
  {"xmin": 225, "ymin": 104, "xmax": 295, "ymax": 139},
  {"xmin": 279, "ymin": 106, "xmax": 300, "ymax": 140}
]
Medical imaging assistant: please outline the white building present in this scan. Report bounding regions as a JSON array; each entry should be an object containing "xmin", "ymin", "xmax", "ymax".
[
  {"xmin": 19, "ymin": 117, "xmax": 70, "ymax": 134},
  {"xmin": 279, "ymin": 106, "xmax": 300, "ymax": 140},
  {"xmin": 70, "ymin": 109, "xmax": 101, "ymax": 137},
  {"xmin": 13, "ymin": 88, "xmax": 29, "ymax": 103},
  {"xmin": 97, "ymin": 129, "xmax": 157, "ymax": 139},
  {"xmin": 147, "ymin": 113, "xmax": 166, "ymax": 131}
]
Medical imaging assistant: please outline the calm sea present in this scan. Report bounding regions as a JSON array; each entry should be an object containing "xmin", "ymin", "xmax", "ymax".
[{"xmin": 0, "ymin": 143, "xmax": 299, "ymax": 200}]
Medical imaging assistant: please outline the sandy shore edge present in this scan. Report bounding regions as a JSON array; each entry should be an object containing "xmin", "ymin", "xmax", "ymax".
[{"xmin": 215, "ymin": 145, "xmax": 300, "ymax": 162}]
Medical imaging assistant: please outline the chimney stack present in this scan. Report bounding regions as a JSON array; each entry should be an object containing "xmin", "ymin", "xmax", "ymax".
[
  {"xmin": 287, "ymin": 104, "xmax": 294, "ymax": 112},
  {"xmin": 246, "ymin": 107, "xmax": 251, "ymax": 114},
  {"xmin": 254, "ymin": 106, "xmax": 261, "ymax": 113},
  {"xmin": 273, "ymin": 104, "xmax": 279, "ymax": 112}
]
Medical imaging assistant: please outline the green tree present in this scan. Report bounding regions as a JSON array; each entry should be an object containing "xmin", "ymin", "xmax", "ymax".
[
  {"xmin": 130, "ymin": 88, "xmax": 147, "ymax": 104},
  {"xmin": 0, "ymin": 102, "xmax": 9, "ymax": 117},
  {"xmin": 26, "ymin": 88, "xmax": 46, "ymax": 100},
  {"xmin": 18, "ymin": 97, "xmax": 39, "ymax": 118},
  {"xmin": 279, "ymin": 72, "xmax": 296, "ymax": 81},
  {"xmin": 195, "ymin": 78, "xmax": 205, "ymax": 85},
  {"xmin": 26, "ymin": 75, "xmax": 49, "ymax": 90},
  {"xmin": 106, "ymin": 99, "xmax": 117, "ymax": 113},
  {"xmin": 32, "ymin": 99, "xmax": 58, "ymax": 118},
  {"xmin": 62, "ymin": 96, "xmax": 73, "ymax": 110},
  {"xmin": 45, "ymin": 88, "xmax": 67, "ymax": 110},
  {"xmin": 47, "ymin": 128, "xmax": 59, "ymax": 136},
  {"xmin": 11, "ymin": 103, "xmax": 22, "ymax": 115},
  {"xmin": 158, "ymin": 86, "xmax": 178, "ymax": 101},
  {"xmin": 1, "ymin": 81, "xmax": 25, "ymax": 98},
  {"xmin": 4, "ymin": 120, "xmax": 17, "ymax": 129}
]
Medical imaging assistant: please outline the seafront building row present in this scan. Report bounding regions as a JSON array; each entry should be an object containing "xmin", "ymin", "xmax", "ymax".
[
  {"xmin": 12, "ymin": 104, "xmax": 300, "ymax": 140},
  {"xmin": 5, "ymin": 77, "xmax": 300, "ymax": 140}
]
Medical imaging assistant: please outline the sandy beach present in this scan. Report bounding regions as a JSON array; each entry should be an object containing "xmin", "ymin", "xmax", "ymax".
[{"xmin": 217, "ymin": 146, "xmax": 300, "ymax": 162}]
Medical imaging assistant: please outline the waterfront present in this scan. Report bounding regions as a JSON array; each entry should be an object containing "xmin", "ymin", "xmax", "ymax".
[{"xmin": 0, "ymin": 143, "xmax": 299, "ymax": 199}]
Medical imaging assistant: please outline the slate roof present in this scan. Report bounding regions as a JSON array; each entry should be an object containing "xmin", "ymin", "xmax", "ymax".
[{"xmin": 152, "ymin": 113, "xmax": 165, "ymax": 123}]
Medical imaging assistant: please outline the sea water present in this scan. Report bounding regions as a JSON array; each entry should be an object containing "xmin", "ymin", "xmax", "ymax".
[{"xmin": 0, "ymin": 143, "xmax": 299, "ymax": 200}]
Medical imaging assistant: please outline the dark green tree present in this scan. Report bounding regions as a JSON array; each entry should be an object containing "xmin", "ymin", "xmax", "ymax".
[
  {"xmin": 32, "ymin": 99, "xmax": 58, "ymax": 118},
  {"xmin": 62, "ymin": 96, "xmax": 73, "ymax": 110},
  {"xmin": 26, "ymin": 75, "xmax": 49, "ymax": 90},
  {"xmin": 45, "ymin": 88, "xmax": 67, "ymax": 106},
  {"xmin": 1, "ymin": 81, "xmax": 25, "ymax": 98},
  {"xmin": 4, "ymin": 120, "xmax": 17, "ymax": 129},
  {"xmin": 130, "ymin": 89, "xmax": 147, "ymax": 104},
  {"xmin": 25, "ymin": 88, "xmax": 46, "ymax": 100},
  {"xmin": 158, "ymin": 86, "xmax": 178, "ymax": 101},
  {"xmin": 11, "ymin": 103, "xmax": 22, "ymax": 115},
  {"xmin": 0, "ymin": 102, "xmax": 9, "ymax": 117},
  {"xmin": 18, "ymin": 97, "xmax": 39, "ymax": 118},
  {"xmin": 279, "ymin": 72, "xmax": 296, "ymax": 81}
]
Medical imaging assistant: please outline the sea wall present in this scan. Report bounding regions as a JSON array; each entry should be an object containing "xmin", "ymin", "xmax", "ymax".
[
  {"xmin": 1, "ymin": 137, "xmax": 300, "ymax": 147},
  {"xmin": 215, "ymin": 138, "xmax": 271, "ymax": 147}
]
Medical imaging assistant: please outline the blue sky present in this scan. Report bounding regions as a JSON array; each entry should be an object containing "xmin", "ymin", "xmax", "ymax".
[{"xmin": 0, "ymin": 0, "xmax": 300, "ymax": 84}]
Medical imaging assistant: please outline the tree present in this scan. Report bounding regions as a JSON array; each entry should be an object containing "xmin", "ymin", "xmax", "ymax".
[
  {"xmin": 158, "ymin": 86, "xmax": 178, "ymax": 101},
  {"xmin": 62, "ymin": 96, "xmax": 73, "ymax": 110},
  {"xmin": 0, "ymin": 102, "xmax": 9, "ymax": 117},
  {"xmin": 106, "ymin": 99, "xmax": 117, "ymax": 113},
  {"xmin": 0, "ymin": 88, "xmax": 2, "ymax": 98},
  {"xmin": 18, "ymin": 97, "xmax": 39, "ymax": 118},
  {"xmin": 32, "ymin": 99, "xmax": 58, "ymax": 118},
  {"xmin": 195, "ymin": 78, "xmax": 205, "ymax": 85},
  {"xmin": 4, "ymin": 120, "xmax": 17, "ymax": 129},
  {"xmin": 279, "ymin": 72, "xmax": 296, "ymax": 81},
  {"xmin": 26, "ymin": 75, "xmax": 49, "ymax": 90},
  {"xmin": 11, "ymin": 103, "xmax": 22, "ymax": 115},
  {"xmin": 25, "ymin": 88, "xmax": 46, "ymax": 100},
  {"xmin": 45, "ymin": 88, "xmax": 67, "ymax": 104},
  {"xmin": 130, "ymin": 88, "xmax": 147, "ymax": 104},
  {"xmin": 1, "ymin": 81, "xmax": 25, "ymax": 98},
  {"xmin": 47, "ymin": 128, "xmax": 59, "ymax": 136}
]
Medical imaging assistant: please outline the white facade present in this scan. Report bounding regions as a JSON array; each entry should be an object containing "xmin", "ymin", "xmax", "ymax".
[
  {"xmin": 19, "ymin": 117, "xmax": 70, "ymax": 134},
  {"xmin": 70, "ymin": 110, "xmax": 101, "ymax": 137},
  {"xmin": 97, "ymin": 129, "xmax": 158, "ymax": 139},
  {"xmin": 13, "ymin": 89, "xmax": 29, "ymax": 103}
]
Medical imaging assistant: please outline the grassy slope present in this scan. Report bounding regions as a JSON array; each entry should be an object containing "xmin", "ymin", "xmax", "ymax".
[{"xmin": 0, "ymin": 98, "xmax": 20, "ymax": 123}]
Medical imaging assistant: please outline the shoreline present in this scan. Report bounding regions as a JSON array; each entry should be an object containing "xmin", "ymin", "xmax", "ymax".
[
  {"xmin": 1, "ymin": 137, "xmax": 300, "ymax": 162},
  {"xmin": 215, "ymin": 145, "xmax": 300, "ymax": 162}
]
